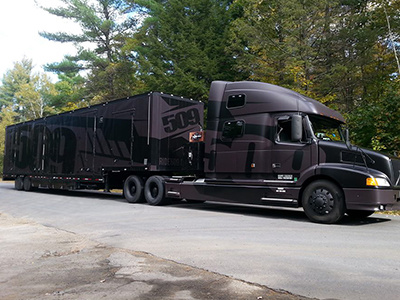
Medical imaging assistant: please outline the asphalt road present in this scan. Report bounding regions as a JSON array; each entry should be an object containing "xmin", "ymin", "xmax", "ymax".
[{"xmin": 1, "ymin": 182, "xmax": 399, "ymax": 300}]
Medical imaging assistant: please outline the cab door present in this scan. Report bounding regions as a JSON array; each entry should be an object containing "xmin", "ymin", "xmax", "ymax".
[{"xmin": 270, "ymin": 115, "xmax": 317, "ymax": 182}]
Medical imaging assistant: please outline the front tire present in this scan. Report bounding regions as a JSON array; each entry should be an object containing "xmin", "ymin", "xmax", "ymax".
[
  {"xmin": 123, "ymin": 175, "xmax": 144, "ymax": 203},
  {"xmin": 302, "ymin": 180, "xmax": 345, "ymax": 224},
  {"xmin": 144, "ymin": 176, "xmax": 168, "ymax": 206}
]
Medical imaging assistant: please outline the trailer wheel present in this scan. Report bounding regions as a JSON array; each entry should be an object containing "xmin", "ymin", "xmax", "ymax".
[
  {"xmin": 123, "ymin": 175, "xmax": 144, "ymax": 203},
  {"xmin": 302, "ymin": 180, "xmax": 345, "ymax": 224},
  {"xmin": 144, "ymin": 176, "xmax": 168, "ymax": 206},
  {"xmin": 15, "ymin": 176, "xmax": 24, "ymax": 191},
  {"xmin": 23, "ymin": 177, "xmax": 33, "ymax": 191}
]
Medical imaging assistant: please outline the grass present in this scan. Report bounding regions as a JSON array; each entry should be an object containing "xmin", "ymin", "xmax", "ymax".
[{"xmin": 376, "ymin": 211, "xmax": 400, "ymax": 216}]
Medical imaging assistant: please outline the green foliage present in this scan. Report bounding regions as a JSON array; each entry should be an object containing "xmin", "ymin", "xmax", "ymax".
[
  {"xmin": 0, "ymin": 106, "xmax": 17, "ymax": 176},
  {"xmin": 0, "ymin": 58, "xmax": 33, "ymax": 109},
  {"xmin": 40, "ymin": 0, "xmax": 138, "ymax": 103},
  {"xmin": 131, "ymin": 0, "xmax": 244, "ymax": 102},
  {"xmin": 348, "ymin": 79, "xmax": 400, "ymax": 155},
  {"xmin": 51, "ymin": 73, "xmax": 86, "ymax": 111},
  {"xmin": 228, "ymin": 0, "xmax": 331, "ymax": 93},
  {"xmin": 228, "ymin": 0, "xmax": 400, "ymax": 153},
  {"xmin": 0, "ymin": 59, "xmax": 57, "ymax": 121}
]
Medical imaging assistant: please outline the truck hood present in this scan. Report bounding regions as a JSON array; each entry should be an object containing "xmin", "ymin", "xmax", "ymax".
[{"xmin": 318, "ymin": 140, "xmax": 400, "ymax": 187}]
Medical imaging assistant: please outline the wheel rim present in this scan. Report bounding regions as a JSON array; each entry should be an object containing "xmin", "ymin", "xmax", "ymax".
[
  {"xmin": 129, "ymin": 184, "xmax": 136, "ymax": 195},
  {"xmin": 309, "ymin": 188, "xmax": 334, "ymax": 215},
  {"xmin": 150, "ymin": 184, "xmax": 159, "ymax": 198}
]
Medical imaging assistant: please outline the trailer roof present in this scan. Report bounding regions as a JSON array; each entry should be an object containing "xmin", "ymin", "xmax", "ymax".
[{"xmin": 6, "ymin": 92, "xmax": 200, "ymax": 128}]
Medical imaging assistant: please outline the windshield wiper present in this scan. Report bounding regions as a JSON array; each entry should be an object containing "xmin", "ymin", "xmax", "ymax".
[{"xmin": 354, "ymin": 146, "xmax": 375, "ymax": 171}]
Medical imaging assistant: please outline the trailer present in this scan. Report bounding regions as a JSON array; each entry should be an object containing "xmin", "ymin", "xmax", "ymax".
[
  {"xmin": 2, "ymin": 92, "xmax": 204, "ymax": 200},
  {"xmin": 3, "ymin": 81, "xmax": 400, "ymax": 223}
]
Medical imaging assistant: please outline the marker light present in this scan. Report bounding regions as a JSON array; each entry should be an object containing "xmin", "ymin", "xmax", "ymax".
[{"xmin": 366, "ymin": 177, "xmax": 390, "ymax": 187}]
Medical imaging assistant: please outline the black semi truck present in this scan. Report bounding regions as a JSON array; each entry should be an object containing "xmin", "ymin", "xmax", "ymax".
[{"xmin": 3, "ymin": 81, "xmax": 400, "ymax": 223}]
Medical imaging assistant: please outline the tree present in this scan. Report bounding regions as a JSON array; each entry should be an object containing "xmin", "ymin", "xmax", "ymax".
[
  {"xmin": 228, "ymin": 0, "xmax": 400, "ymax": 154},
  {"xmin": 0, "ymin": 58, "xmax": 33, "ymax": 110},
  {"xmin": 131, "ymin": 0, "xmax": 243, "ymax": 101},
  {"xmin": 40, "ymin": 0, "xmax": 139, "ymax": 103},
  {"xmin": 348, "ymin": 79, "xmax": 400, "ymax": 154},
  {"xmin": 45, "ymin": 57, "xmax": 87, "ymax": 111},
  {"xmin": 228, "ymin": 0, "xmax": 333, "ymax": 97},
  {"xmin": 0, "ymin": 106, "xmax": 17, "ymax": 176},
  {"xmin": 0, "ymin": 59, "xmax": 57, "ymax": 121}
]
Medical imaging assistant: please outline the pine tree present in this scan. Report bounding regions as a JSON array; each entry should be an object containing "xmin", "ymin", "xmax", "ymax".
[
  {"xmin": 131, "ymin": 0, "xmax": 242, "ymax": 101},
  {"xmin": 40, "ymin": 0, "xmax": 138, "ymax": 103}
]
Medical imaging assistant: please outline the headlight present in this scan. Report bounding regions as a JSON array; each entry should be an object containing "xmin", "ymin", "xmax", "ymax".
[{"xmin": 366, "ymin": 177, "xmax": 390, "ymax": 187}]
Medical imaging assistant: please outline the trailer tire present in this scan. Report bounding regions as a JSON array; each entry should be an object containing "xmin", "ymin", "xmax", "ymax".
[
  {"xmin": 15, "ymin": 176, "xmax": 24, "ymax": 191},
  {"xmin": 302, "ymin": 180, "xmax": 345, "ymax": 224},
  {"xmin": 123, "ymin": 175, "xmax": 144, "ymax": 203},
  {"xmin": 23, "ymin": 177, "xmax": 33, "ymax": 191},
  {"xmin": 144, "ymin": 176, "xmax": 168, "ymax": 206}
]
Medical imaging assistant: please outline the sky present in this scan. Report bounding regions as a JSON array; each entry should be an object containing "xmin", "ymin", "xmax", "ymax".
[{"xmin": 0, "ymin": 0, "xmax": 80, "ymax": 81}]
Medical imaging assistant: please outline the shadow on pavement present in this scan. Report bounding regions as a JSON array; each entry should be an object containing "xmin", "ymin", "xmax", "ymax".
[{"xmin": 1, "ymin": 182, "xmax": 393, "ymax": 226}]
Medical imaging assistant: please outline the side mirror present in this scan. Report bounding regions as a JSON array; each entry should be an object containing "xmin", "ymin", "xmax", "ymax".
[
  {"xmin": 345, "ymin": 128, "xmax": 351, "ymax": 149},
  {"xmin": 291, "ymin": 115, "xmax": 303, "ymax": 142}
]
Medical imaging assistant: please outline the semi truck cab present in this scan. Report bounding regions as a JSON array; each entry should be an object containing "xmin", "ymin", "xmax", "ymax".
[{"xmin": 166, "ymin": 81, "xmax": 400, "ymax": 223}]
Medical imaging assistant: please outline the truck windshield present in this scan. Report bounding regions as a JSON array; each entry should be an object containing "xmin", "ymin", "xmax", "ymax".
[{"xmin": 308, "ymin": 115, "xmax": 345, "ymax": 142}]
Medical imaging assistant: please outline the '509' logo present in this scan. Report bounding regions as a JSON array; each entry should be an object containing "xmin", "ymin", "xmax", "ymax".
[{"xmin": 162, "ymin": 108, "xmax": 200, "ymax": 133}]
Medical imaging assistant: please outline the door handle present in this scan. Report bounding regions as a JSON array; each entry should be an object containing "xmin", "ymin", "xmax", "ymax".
[{"xmin": 272, "ymin": 163, "xmax": 281, "ymax": 169}]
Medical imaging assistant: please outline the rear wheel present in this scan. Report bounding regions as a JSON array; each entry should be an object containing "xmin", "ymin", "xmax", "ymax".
[
  {"xmin": 144, "ymin": 176, "xmax": 168, "ymax": 206},
  {"xmin": 15, "ymin": 176, "xmax": 24, "ymax": 191},
  {"xmin": 123, "ymin": 175, "xmax": 144, "ymax": 203},
  {"xmin": 302, "ymin": 180, "xmax": 345, "ymax": 224},
  {"xmin": 23, "ymin": 177, "xmax": 33, "ymax": 191}
]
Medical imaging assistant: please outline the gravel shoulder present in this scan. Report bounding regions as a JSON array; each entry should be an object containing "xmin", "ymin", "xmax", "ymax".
[{"xmin": 0, "ymin": 212, "xmax": 312, "ymax": 300}]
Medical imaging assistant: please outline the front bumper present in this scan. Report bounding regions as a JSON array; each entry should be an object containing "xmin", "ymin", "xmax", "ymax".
[{"xmin": 344, "ymin": 188, "xmax": 400, "ymax": 211}]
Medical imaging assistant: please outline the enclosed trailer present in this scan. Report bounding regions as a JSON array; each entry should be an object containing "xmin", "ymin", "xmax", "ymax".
[{"xmin": 3, "ymin": 92, "xmax": 204, "ymax": 193}]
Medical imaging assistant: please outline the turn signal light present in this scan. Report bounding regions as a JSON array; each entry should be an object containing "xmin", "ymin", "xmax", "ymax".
[{"xmin": 366, "ymin": 177, "xmax": 390, "ymax": 187}]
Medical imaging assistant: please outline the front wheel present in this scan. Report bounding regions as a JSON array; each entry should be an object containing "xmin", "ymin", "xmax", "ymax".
[
  {"xmin": 144, "ymin": 176, "xmax": 168, "ymax": 206},
  {"xmin": 302, "ymin": 180, "xmax": 345, "ymax": 224}
]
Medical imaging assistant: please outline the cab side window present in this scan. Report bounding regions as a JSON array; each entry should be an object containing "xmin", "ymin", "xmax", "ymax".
[
  {"xmin": 277, "ymin": 118, "xmax": 292, "ymax": 142},
  {"xmin": 276, "ymin": 116, "xmax": 305, "ymax": 143},
  {"xmin": 227, "ymin": 94, "xmax": 246, "ymax": 109},
  {"xmin": 222, "ymin": 120, "xmax": 245, "ymax": 140}
]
